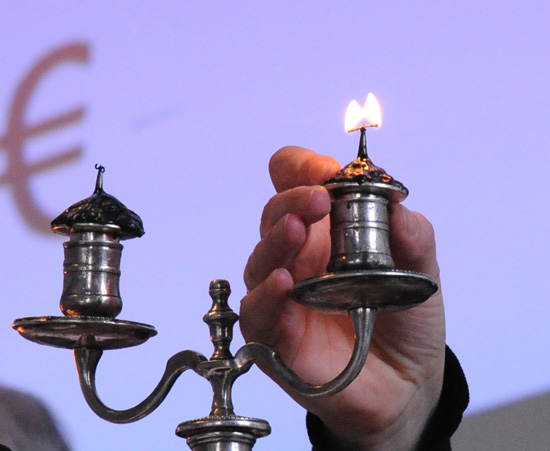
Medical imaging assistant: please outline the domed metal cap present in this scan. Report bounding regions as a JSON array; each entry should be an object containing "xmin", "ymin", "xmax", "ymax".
[
  {"xmin": 323, "ymin": 127, "xmax": 408, "ymax": 201},
  {"xmin": 51, "ymin": 165, "xmax": 145, "ymax": 239}
]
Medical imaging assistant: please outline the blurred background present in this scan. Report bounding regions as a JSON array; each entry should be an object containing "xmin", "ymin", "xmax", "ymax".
[{"xmin": 0, "ymin": 2, "xmax": 548, "ymax": 449}]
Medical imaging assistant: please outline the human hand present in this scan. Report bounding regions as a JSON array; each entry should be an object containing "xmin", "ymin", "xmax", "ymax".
[{"xmin": 240, "ymin": 146, "xmax": 445, "ymax": 450}]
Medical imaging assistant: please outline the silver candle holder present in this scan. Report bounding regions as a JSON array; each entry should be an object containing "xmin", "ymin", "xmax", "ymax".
[
  {"xmin": 291, "ymin": 127, "xmax": 437, "ymax": 313},
  {"xmin": 13, "ymin": 130, "xmax": 437, "ymax": 450}
]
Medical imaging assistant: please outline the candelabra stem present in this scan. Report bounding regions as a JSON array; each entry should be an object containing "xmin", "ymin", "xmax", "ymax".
[
  {"xmin": 208, "ymin": 370, "xmax": 236, "ymax": 416},
  {"xmin": 74, "ymin": 347, "xmax": 207, "ymax": 423},
  {"xmin": 235, "ymin": 306, "xmax": 377, "ymax": 397}
]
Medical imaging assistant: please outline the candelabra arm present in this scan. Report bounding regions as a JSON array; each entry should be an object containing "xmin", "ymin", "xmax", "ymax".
[
  {"xmin": 234, "ymin": 307, "xmax": 377, "ymax": 397},
  {"xmin": 74, "ymin": 347, "xmax": 207, "ymax": 424}
]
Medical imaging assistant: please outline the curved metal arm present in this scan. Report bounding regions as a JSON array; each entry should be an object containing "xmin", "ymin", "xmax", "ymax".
[
  {"xmin": 234, "ymin": 307, "xmax": 377, "ymax": 397},
  {"xmin": 74, "ymin": 347, "xmax": 207, "ymax": 423}
]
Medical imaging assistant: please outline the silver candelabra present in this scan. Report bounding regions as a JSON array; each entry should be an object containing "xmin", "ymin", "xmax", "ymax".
[{"xmin": 13, "ymin": 128, "xmax": 437, "ymax": 450}]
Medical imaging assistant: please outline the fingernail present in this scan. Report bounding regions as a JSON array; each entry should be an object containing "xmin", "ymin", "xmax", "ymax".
[
  {"xmin": 318, "ymin": 161, "xmax": 339, "ymax": 182},
  {"xmin": 401, "ymin": 205, "xmax": 418, "ymax": 240},
  {"xmin": 306, "ymin": 186, "xmax": 331, "ymax": 217},
  {"xmin": 272, "ymin": 268, "xmax": 294, "ymax": 294}
]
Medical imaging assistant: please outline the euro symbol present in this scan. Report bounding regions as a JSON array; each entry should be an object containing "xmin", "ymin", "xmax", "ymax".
[{"xmin": 0, "ymin": 42, "xmax": 89, "ymax": 235}]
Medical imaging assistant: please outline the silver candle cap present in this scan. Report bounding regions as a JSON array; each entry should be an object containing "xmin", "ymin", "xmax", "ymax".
[
  {"xmin": 51, "ymin": 165, "xmax": 144, "ymax": 318},
  {"xmin": 324, "ymin": 127, "xmax": 407, "ymax": 272}
]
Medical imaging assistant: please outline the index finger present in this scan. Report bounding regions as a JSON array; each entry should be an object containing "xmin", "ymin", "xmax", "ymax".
[{"xmin": 270, "ymin": 146, "xmax": 340, "ymax": 192}]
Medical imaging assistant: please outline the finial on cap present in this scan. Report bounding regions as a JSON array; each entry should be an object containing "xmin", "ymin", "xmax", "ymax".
[{"xmin": 94, "ymin": 164, "xmax": 105, "ymax": 192}]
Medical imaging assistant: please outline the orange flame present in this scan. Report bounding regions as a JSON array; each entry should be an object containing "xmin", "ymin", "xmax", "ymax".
[{"xmin": 345, "ymin": 93, "xmax": 382, "ymax": 132}]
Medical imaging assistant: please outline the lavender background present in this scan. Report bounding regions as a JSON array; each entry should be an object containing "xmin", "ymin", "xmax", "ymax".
[{"xmin": 0, "ymin": 2, "xmax": 549, "ymax": 449}]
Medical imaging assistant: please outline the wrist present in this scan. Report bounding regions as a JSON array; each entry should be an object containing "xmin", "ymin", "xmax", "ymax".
[
  {"xmin": 307, "ymin": 378, "xmax": 441, "ymax": 451},
  {"xmin": 307, "ymin": 346, "xmax": 468, "ymax": 451},
  {"xmin": 324, "ymin": 377, "xmax": 442, "ymax": 450}
]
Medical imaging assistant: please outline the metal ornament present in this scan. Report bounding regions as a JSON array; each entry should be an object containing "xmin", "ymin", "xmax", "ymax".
[
  {"xmin": 13, "ymin": 130, "xmax": 437, "ymax": 449},
  {"xmin": 13, "ymin": 165, "xmax": 379, "ymax": 450}
]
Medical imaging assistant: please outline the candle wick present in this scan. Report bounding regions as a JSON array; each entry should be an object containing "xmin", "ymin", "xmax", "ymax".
[
  {"xmin": 94, "ymin": 164, "xmax": 105, "ymax": 192},
  {"xmin": 357, "ymin": 127, "xmax": 368, "ymax": 159}
]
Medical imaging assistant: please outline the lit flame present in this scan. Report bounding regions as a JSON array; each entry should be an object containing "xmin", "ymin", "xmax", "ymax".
[{"xmin": 344, "ymin": 93, "xmax": 382, "ymax": 132}]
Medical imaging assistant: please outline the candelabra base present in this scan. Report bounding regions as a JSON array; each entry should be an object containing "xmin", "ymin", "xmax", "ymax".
[
  {"xmin": 291, "ymin": 269, "xmax": 438, "ymax": 313},
  {"xmin": 176, "ymin": 415, "xmax": 271, "ymax": 451}
]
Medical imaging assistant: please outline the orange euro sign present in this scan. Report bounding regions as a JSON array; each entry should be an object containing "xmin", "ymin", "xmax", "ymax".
[{"xmin": 0, "ymin": 42, "xmax": 89, "ymax": 235}]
